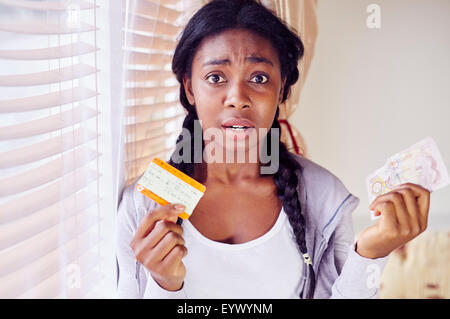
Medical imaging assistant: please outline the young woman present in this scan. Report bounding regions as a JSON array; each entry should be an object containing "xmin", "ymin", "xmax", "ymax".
[{"xmin": 116, "ymin": 0, "xmax": 430, "ymax": 299}]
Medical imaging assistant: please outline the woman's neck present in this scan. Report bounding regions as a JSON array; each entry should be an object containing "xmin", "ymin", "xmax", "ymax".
[{"xmin": 194, "ymin": 161, "xmax": 262, "ymax": 185}]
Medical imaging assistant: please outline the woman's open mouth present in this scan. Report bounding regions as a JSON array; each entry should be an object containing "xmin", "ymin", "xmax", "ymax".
[
  {"xmin": 221, "ymin": 117, "xmax": 257, "ymax": 140},
  {"xmin": 223, "ymin": 125, "xmax": 251, "ymax": 131},
  {"xmin": 221, "ymin": 125, "xmax": 256, "ymax": 140}
]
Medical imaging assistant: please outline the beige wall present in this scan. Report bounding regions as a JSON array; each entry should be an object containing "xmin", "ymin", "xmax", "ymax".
[{"xmin": 290, "ymin": 0, "xmax": 450, "ymax": 235}]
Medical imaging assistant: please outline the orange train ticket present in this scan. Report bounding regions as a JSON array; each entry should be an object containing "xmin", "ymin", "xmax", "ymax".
[{"xmin": 136, "ymin": 158, "xmax": 206, "ymax": 220}]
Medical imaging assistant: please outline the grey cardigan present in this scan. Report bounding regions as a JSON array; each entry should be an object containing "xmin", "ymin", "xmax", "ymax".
[{"xmin": 115, "ymin": 154, "xmax": 389, "ymax": 299}]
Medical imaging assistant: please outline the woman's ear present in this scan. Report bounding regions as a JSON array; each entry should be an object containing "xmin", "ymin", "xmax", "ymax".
[{"xmin": 182, "ymin": 75, "xmax": 195, "ymax": 106}]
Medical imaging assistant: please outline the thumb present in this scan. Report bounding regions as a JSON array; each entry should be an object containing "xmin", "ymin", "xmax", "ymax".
[{"xmin": 165, "ymin": 203, "xmax": 185, "ymax": 223}]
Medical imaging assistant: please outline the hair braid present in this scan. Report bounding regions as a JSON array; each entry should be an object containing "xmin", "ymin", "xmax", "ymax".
[
  {"xmin": 271, "ymin": 108, "xmax": 316, "ymax": 299},
  {"xmin": 168, "ymin": 107, "xmax": 201, "ymax": 178},
  {"xmin": 168, "ymin": 107, "xmax": 203, "ymax": 227}
]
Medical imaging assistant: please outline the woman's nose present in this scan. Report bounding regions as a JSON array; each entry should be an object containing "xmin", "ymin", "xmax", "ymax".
[{"xmin": 224, "ymin": 81, "xmax": 251, "ymax": 109}]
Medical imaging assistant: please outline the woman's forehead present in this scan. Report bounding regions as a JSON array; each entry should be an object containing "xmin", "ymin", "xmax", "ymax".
[{"xmin": 192, "ymin": 29, "xmax": 280, "ymax": 67}]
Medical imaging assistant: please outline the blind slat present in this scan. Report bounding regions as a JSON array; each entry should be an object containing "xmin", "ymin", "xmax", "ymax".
[
  {"xmin": 130, "ymin": 15, "xmax": 180, "ymax": 38},
  {"xmin": 126, "ymin": 112, "xmax": 184, "ymax": 127},
  {"xmin": 0, "ymin": 0, "xmax": 97, "ymax": 10},
  {"xmin": 0, "ymin": 229, "xmax": 100, "ymax": 298},
  {"xmin": 126, "ymin": 69, "xmax": 173, "ymax": 82},
  {"xmin": 131, "ymin": 126, "xmax": 181, "ymax": 145},
  {"xmin": 127, "ymin": 127, "xmax": 180, "ymax": 149},
  {"xmin": 0, "ymin": 128, "xmax": 98, "ymax": 169},
  {"xmin": 125, "ymin": 132, "xmax": 178, "ymax": 157},
  {"xmin": 126, "ymin": 101, "xmax": 182, "ymax": 119},
  {"xmin": 0, "ymin": 87, "xmax": 98, "ymax": 113},
  {"xmin": 20, "ymin": 256, "xmax": 101, "ymax": 299},
  {"xmin": 126, "ymin": 114, "xmax": 184, "ymax": 140},
  {"xmin": 126, "ymin": 85, "xmax": 179, "ymax": 99},
  {"xmin": 128, "ymin": 1, "xmax": 182, "ymax": 24},
  {"xmin": 0, "ymin": 191, "xmax": 98, "ymax": 249},
  {"xmin": 125, "ymin": 33, "xmax": 176, "ymax": 51},
  {"xmin": 126, "ymin": 51, "xmax": 172, "ymax": 66},
  {"xmin": 0, "ymin": 22, "xmax": 98, "ymax": 35},
  {"xmin": 125, "ymin": 147, "xmax": 174, "ymax": 184},
  {"xmin": 0, "ymin": 212, "xmax": 100, "ymax": 277},
  {"xmin": 0, "ymin": 167, "xmax": 100, "ymax": 223},
  {"xmin": 125, "ymin": 147, "xmax": 174, "ymax": 167},
  {"xmin": 0, "ymin": 106, "xmax": 98, "ymax": 141},
  {"xmin": 0, "ymin": 42, "xmax": 97, "ymax": 60},
  {"xmin": 0, "ymin": 63, "xmax": 98, "ymax": 87},
  {"xmin": 0, "ymin": 146, "xmax": 99, "ymax": 197},
  {"xmin": 0, "ymin": 128, "xmax": 98, "ymax": 168}
]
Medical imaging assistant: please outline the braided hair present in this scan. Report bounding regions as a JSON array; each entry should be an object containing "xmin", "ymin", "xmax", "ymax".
[{"xmin": 168, "ymin": 0, "xmax": 315, "ymax": 298}]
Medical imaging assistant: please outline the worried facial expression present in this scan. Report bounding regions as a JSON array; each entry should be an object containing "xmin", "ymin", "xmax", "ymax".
[{"xmin": 183, "ymin": 28, "xmax": 286, "ymax": 155}]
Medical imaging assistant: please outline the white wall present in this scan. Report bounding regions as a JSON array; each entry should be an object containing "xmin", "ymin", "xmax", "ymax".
[{"xmin": 290, "ymin": 0, "xmax": 450, "ymax": 235}]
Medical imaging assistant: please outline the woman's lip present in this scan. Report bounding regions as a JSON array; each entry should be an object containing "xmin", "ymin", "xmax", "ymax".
[
  {"xmin": 221, "ymin": 118, "xmax": 255, "ymax": 128},
  {"xmin": 221, "ymin": 126, "xmax": 256, "ymax": 140}
]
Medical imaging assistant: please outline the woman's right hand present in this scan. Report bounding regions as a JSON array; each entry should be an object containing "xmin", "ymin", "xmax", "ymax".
[{"xmin": 129, "ymin": 203, "xmax": 188, "ymax": 291}]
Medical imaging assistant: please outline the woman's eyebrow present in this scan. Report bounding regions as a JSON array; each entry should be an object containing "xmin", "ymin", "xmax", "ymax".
[
  {"xmin": 202, "ymin": 56, "xmax": 274, "ymax": 67},
  {"xmin": 245, "ymin": 56, "xmax": 274, "ymax": 66}
]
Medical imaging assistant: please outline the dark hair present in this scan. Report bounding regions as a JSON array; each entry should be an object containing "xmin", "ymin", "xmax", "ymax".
[{"xmin": 168, "ymin": 0, "xmax": 315, "ymax": 298}]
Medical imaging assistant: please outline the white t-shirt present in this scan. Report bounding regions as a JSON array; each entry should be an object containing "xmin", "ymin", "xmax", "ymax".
[
  {"xmin": 177, "ymin": 206, "xmax": 304, "ymax": 298},
  {"xmin": 116, "ymin": 159, "xmax": 390, "ymax": 299}
]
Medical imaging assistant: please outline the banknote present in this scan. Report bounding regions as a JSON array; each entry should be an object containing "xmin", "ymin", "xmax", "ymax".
[{"xmin": 367, "ymin": 137, "xmax": 449, "ymax": 220}]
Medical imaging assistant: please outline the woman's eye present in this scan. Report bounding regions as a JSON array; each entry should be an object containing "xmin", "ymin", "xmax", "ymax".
[
  {"xmin": 251, "ymin": 74, "xmax": 269, "ymax": 84},
  {"xmin": 206, "ymin": 74, "xmax": 225, "ymax": 84}
]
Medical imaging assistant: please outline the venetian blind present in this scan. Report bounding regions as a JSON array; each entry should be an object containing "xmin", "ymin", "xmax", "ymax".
[
  {"xmin": 0, "ymin": 0, "xmax": 103, "ymax": 298},
  {"xmin": 122, "ymin": 0, "xmax": 185, "ymax": 186}
]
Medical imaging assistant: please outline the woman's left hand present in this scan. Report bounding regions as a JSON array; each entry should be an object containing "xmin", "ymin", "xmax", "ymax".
[{"xmin": 356, "ymin": 183, "xmax": 431, "ymax": 259}]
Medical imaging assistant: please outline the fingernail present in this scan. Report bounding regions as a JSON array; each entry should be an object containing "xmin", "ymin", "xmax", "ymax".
[{"xmin": 174, "ymin": 204, "xmax": 185, "ymax": 211}]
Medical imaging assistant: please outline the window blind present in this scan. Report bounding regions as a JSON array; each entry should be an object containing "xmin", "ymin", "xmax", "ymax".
[
  {"xmin": 0, "ymin": 0, "xmax": 103, "ymax": 298},
  {"xmin": 122, "ymin": 0, "xmax": 186, "ymax": 186}
]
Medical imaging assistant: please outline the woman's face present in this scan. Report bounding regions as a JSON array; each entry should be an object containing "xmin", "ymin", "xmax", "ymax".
[{"xmin": 183, "ymin": 28, "xmax": 285, "ymax": 157}]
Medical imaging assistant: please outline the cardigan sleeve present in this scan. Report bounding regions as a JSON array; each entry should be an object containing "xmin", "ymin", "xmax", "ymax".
[
  {"xmin": 116, "ymin": 183, "xmax": 142, "ymax": 298},
  {"xmin": 330, "ymin": 208, "xmax": 390, "ymax": 299},
  {"xmin": 116, "ymin": 182, "xmax": 188, "ymax": 299}
]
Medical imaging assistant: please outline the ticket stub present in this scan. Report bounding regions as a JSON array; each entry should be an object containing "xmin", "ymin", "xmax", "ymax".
[{"xmin": 136, "ymin": 158, "xmax": 206, "ymax": 220}]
